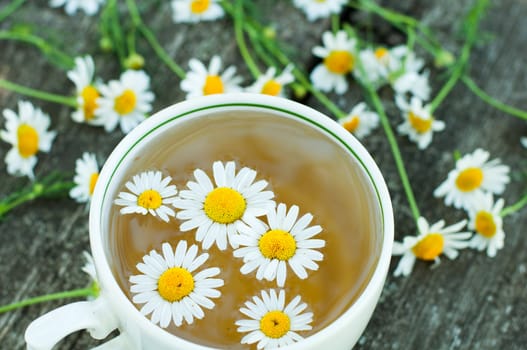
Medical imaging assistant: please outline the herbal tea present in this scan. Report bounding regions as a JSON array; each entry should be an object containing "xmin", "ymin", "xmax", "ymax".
[{"xmin": 108, "ymin": 110, "xmax": 382, "ymax": 349}]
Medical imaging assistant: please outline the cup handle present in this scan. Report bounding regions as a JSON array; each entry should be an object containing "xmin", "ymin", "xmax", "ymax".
[{"xmin": 25, "ymin": 296, "xmax": 124, "ymax": 350}]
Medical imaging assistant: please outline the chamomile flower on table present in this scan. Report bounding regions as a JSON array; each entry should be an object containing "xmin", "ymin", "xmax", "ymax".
[
  {"xmin": 354, "ymin": 47, "xmax": 398, "ymax": 88},
  {"xmin": 310, "ymin": 30, "xmax": 357, "ymax": 94},
  {"xmin": 67, "ymin": 56, "xmax": 103, "ymax": 125},
  {"xmin": 130, "ymin": 241, "xmax": 224, "ymax": 328},
  {"xmin": 173, "ymin": 161, "xmax": 275, "ymax": 250},
  {"xmin": 395, "ymin": 95, "xmax": 445, "ymax": 150},
  {"xmin": 233, "ymin": 203, "xmax": 325, "ymax": 287},
  {"xmin": 171, "ymin": 0, "xmax": 224, "ymax": 23},
  {"xmin": 434, "ymin": 148, "xmax": 510, "ymax": 210},
  {"xmin": 388, "ymin": 46, "xmax": 431, "ymax": 101},
  {"xmin": 467, "ymin": 193, "xmax": 505, "ymax": 257},
  {"xmin": 392, "ymin": 217, "xmax": 471, "ymax": 277},
  {"xmin": 69, "ymin": 152, "xmax": 100, "ymax": 205},
  {"xmin": 180, "ymin": 55, "xmax": 243, "ymax": 99},
  {"xmin": 0, "ymin": 101, "xmax": 56, "ymax": 179},
  {"xmin": 293, "ymin": 0, "xmax": 347, "ymax": 21},
  {"xmin": 49, "ymin": 0, "xmax": 105, "ymax": 16},
  {"xmin": 96, "ymin": 70, "xmax": 154, "ymax": 134},
  {"xmin": 236, "ymin": 289, "xmax": 313, "ymax": 349},
  {"xmin": 246, "ymin": 65, "xmax": 295, "ymax": 97},
  {"xmin": 114, "ymin": 170, "xmax": 178, "ymax": 223},
  {"xmin": 339, "ymin": 102, "xmax": 380, "ymax": 139}
]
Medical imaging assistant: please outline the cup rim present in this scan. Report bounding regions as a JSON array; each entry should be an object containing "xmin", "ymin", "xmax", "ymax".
[{"xmin": 89, "ymin": 93, "xmax": 394, "ymax": 349}]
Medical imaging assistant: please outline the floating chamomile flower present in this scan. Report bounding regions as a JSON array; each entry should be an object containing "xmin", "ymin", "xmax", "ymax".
[
  {"xmin": 49, "ymin": 0, "xmax": 105, "ymax": 16},
  {"xmin": 395, "ymin": 95, "xmax": 445, "ymax": 150},
  {"xmin": 293, "ymin": 0, "xmax": 347, "ymax": 21},
  {"xmin": 0, "ymin": 101, "xmax": 56, "ymax": 179},
  {"xmin": 69, "ymin": 152, "xmax": 100, "ymax": 205},
  {"xmin": 180, "ymin": 55, "xmax": 243, "ymax": 99},
  {"xmin": 246, "ymin": 65, "xmax": 295, "ymax": 97},
  {"xmin": 236, "ymin": 289, "xmax": 313, "ymax": 349},
  {"xmin": 339, "ymin": 102, "xmax": 380, "ymax": 139},
  {"xmin": 392, "ymin": 217, "xmax": 471, "ymax": 277},
  {"xmin": 233, "ymin": 203, "xmax": 325, "ymax": 287},
  {"xmin": 96, "ymin": 70, "xmax": 154, "ymax": 134},
  {"xmin": 114, "ymin": 170, "xmax": 178, "ymax": 222},
  {"xmin": 173, "ymin": 161, "xmax": 275, "ymax": 250},
  {"xmin": 171, "ymin": 0, "xmax": 224, "ymax": 23},
  {"xmin": 67, "ymin": 56, "xmax": 102, "ymax": 125},
  {"xmin": 310, "ymin": 30, "xmax": 357, "ymax": 94},
  {"xmin": 467, "ymin": 193, "xmax": 505, "ymax": 257},
  {"xmin": 130, "ymin": 241, "xmax": 224, "ymax": 328},
  {"xmin": 434, "ymin": 149, "xmax": 510, "ymax": 210}
]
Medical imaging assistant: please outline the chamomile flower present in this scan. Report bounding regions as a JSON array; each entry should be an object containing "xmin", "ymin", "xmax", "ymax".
[
  {"xmin": 0, "ymin": 101, "xmax": 56, "ymax": 179},
  {"xmin": 171, "ymin": 0, "xmax": 224, "ymax": 23},
  {"xmin": 130, "ymin": 241, "xmax": 224, "ymax": 328},
  {"xmin": 236, "ymin": 289, "xmax": 313, "ymax": 349},
  {"xmin": 293, "ymin": 0, "xmax": 347, "ymax": 21},
  {"xmin": 354, "ymin": 47, "xmax": 397, "ymax": 87},
  {"xmin": 310, "ymin": 30, "xmax": 357, "ymax": 94},
  {"xmin": 49, "ymin": 0, "xmax": 105, "ymax": 15},
  {"xmin": 173, "ymin": 161, "xmax": 275, "ymax": 250},
  {"xmin": 392, "ymin": 71, "xmax": 431, "ymax": 101},
  {"xmin": 392, "ymin": 217, "xmax": 471, "ymax": 277},
  {"xmin": 246, "ymin": 65, "xmax": 295, "ymax": 97},
  {"xmin": 388, "ymin": 46, "xmax": 430, "ymax": 100},
  {"xmin": 395, "ymin": 95, "xmax": 445, "ymax": 150},
  {"xmin": 339, "ymin": 102, "xmax": 379, "ymax": 139},
  {"xmin": 180, "ymin": 56, "xmax": 243, "ymax": 99},
  {"xmin": 434, "ymin": 149, "xmax": 510, "ymax": 210},
  {"xmin": 81, "ymin": 251, "xmax": 98, "ymax": 283},
  {"xmin": 69, "ymin": 152, "xmax": 100, "ymax": 204},
  {"xmin": 467, "ymin": 193, "xmax": 505, "ymax": 257},
  {"xmin": 67, "ymin": 56, "xmax": 102, "ymax": 125},
  {"xmin": 114, "ymin": 170, "xmax": 178, "ymax": 222},
  {"xmin": 96, "ymin": 70, "xmax": 154, "ymax": 134},
  {"xmin": 233, "ymin": 203, "xmax": 325, "ymax": 287}
]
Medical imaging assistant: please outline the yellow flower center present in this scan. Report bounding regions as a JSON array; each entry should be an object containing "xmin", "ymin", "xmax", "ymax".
[
  {"xmin": 324, "ymin": 50, "xmax": 354, "ymax": 74},
  {"xmin": 408, "ymin": 111, "xmax": 433, "ymax": 133},
  {"xmin": 259, "ymin": 229, "xmax": 297, "ymax": 261},
  {"xmin": 89, "ymin": 173, "xmax": 99, "ymax": 195},
  {"xmin": 412, "ymin": 233, "xmax": 444, "ymax": 261},
  {"xmin": 260, "ymin": 311, "xmax": 291, "ymax": 339},
  {"xmin": 190, "ymin": 0, "xmax": 210, "ymax": 14},
  {"xmin": 261, "ymin": 79, "xmax": 282, "ymax": 96},
  {"xmin": 455, "ymin": 167, "xmax": 484, "ymax": 192},
  {"xmin": 114, "ymin": 89, "xmax": 137, "ymax": 115},
  {"xmin": 374, "ymin": 47, "xmax": 389, "ymax": 60},
  {"xmin": 342, "ymin": 115, "xmax": 360, "ymax": 133},
  {"xmin": 137, "ymin": 189, "xmax": 163, "ymax": 210},
  {"xmin": 203, "ymin": 75, "xmax": 224, "ymax": 95},
  {"xmin": 81, "ymin": 85, "xmax": 99, "ymax": 120},
  {"xmin": 157, "ymin": 267, "xmax": 194, "ymax": 302},
  {"xmin": 204, "ymin": 187, "xmax": 246, "ymax": 224},
  {"xmin": 17, "ymin": 124, "xmax": 39, "ymax": 158},
  {"xmin": 475, "ymin": 211, "xmax": 497, "ymax": 238}
]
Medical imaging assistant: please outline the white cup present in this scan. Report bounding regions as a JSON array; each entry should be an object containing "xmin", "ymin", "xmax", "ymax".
[{"xmin": 25, "ymin": 93, "xmax": 394, "ymax": 350}]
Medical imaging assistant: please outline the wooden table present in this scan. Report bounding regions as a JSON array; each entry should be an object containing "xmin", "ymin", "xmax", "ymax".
[{"xmin": 1, "ymin": 1, "xmax": 526, "ymax": 349}]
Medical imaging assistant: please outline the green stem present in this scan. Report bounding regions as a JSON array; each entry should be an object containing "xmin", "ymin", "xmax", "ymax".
[
  {"xmin": 0, "ymin": 79, "xmax": 77, "ymax": 108},
  {"xmin": 500, "ymin": 192, "xmax": 527, "ymax": 217},
  {"xmin": 462, "ymin": 76, "xmax": 527, "ymax": 121},
  {"xmin": 234, "ymin": 0, "xmax": 260, "ymax": 78},
  {"xmin": 331, "ymin": 14, "xmax": 340, "ymax": 33},
  {"xmin": 0, "ymin": 0, "xmax": 26, "ymax": 22}
]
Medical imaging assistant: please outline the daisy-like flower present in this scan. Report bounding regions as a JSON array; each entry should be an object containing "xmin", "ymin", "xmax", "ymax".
[
  {"xmin": 0, "ymin": 101, "xmax": 56, "ymax": 179},
  {"xmin": 467, "ymin": 193, "xmax": 505, "ymax": 257},
  {"xmin": 171, "ymin": 0, "xmax": 224, "ymax": 23},
  {"xmin": 69, "ymin": 152, "xmax": 100, "ymax": 204},
  {"xmin": 233, "ymin": 203, "xmax": 325, "ymax": 287},
  {"xmin": 96, "ymin": 70, "xmax": 155, "ymax": 134},
  {"xmin": 354, "ymin": 47, "xmax": 398, "ymax": 87},
  {"xmin": 392, "ymin": 217, "xmax": 471, "ymax": 277},
  {"xmin": 180, "ymin": 55, "xmax": 243, "ymax": 99},
  {"xmin": 130, "ymin": 241, "xmax": 224, "ymax": 328},
  {"xmin": 236, "ymin": 289, "xmax": 313, "ymax": 349},
  {"xmin": 49, "ymin": 0, "xmax": 105, "ymax": 16},
  {"xmin": 339, "ymin": 102, "xmax": 379, "ymax": 139},
  {"xmin": 293, "ymin": 0, "xmax": 347, "ymax": 22},
  {"xmin": 67, "ymin": 56, "xmax": 103, "ymax": 125},
  {"xmin": 395, "ymin": 95, "xmax": 445, "ymax": 150},
  {"xmin": 114, "ymin": 170, "xmax": 178, "ymax": 222},
  {"xmin": 81, "ymin": 251, "xmax": 98, "ymax": 283},
  {"xmin": 392, "ymin": 71, "xmax": 431, "ymax": 101},
  {"xmin": 434, "ymin": 149, "xmax": 510, "ymax": 210},
  {"xmin": 388, "ymin": 46, "xmax": 430, "ymax": 101},
  {"xmin": 310, "ymin": 30, "xmax": 357, "ymax": 94},
  {"xmin": 246, "ymin": 65, "xmax": 295, "ymax": 97},
  {"xmin": 173, "ymin": 161, "xmax": 275, "ymax": 250}
]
